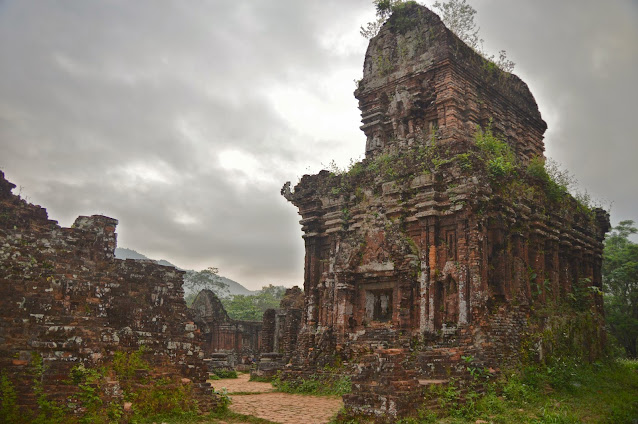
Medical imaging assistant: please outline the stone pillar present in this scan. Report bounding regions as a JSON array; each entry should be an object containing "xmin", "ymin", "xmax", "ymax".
[{"xmin": 72, "ymin": 215, "xmax": 118, "ymax": 261}]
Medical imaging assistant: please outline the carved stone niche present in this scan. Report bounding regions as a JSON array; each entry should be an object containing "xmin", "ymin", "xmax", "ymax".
[
  {"xmin": 355, "ymin": 275, "xmax": 406, "ymax": 329},
  {"xmin": 433, "ymin": 275, "xmax": 459, "ymax": 330}
]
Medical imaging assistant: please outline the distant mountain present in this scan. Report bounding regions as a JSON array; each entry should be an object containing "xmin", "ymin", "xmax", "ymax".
[
  {"xmin": 218, "ymin": 275, "xmax": 258, "ymax": 296},
  {"xmin": 115, "ymin": 247, "xmax": 157, "ymax": 261},
  {"xmin": 114, "ymin": 247, "xmax": 256, "ymax": 296}
]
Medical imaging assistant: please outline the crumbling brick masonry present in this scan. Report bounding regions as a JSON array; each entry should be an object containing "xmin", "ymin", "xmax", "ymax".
[
  {"xmin": 255, "ymin": 286, "xmax": 303, "ymax": 378},
  {"xmin": 282, "ymin": 3, "xmax": 610, "ymax": 421},
  {"xmin": 0, "ymin": 170, "xmax": 215, "ymax": 415}
]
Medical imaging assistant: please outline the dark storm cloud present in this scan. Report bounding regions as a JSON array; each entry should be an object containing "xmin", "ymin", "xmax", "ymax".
[
  {"xmin": 0, "ymin": 0, "xmax": 372, "ymax": 288},
  {"xmin": 1, "ymin": 0, "xmax": 636, "ymax": 288}
]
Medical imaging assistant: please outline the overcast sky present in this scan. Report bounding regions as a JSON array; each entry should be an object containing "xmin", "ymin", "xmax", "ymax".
[{"xmin": 1, "ymin": 1, "xmax": 636, "ymax": 290}]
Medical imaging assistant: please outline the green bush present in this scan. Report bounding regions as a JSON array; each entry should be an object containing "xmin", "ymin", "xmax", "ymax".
[
  {"xmin": 410, "ymin": 359, "xmax": 638, "ymax": 423},
  {"xmin": 131, "ymin": 377, "xmax": 197, "ymax": 420},
  {"xmin": 272, "ymin": 372, "xmax": 351, "ymax": 396},
  {"xmin": 0, "ymin": 373, "xmax": 20, "ymax": 424},
  {"xmin": 211, "ymin": 387, "xmax": 231, "ymax": 414},
  {"xmin": 248, "ymin": 374, "xmax": 273, "ymax": 383},
  {"xmin": 113, "ymin": 346, "xmax": 150, "ymax": 380},
  {"xmin": 211, "ymin": 369, "xmax": 238, "ymax": 379},
  {"xmin": 10, "ymin": 348, "xmax": 208, "ymax": 424},
  {"xmin": 474, "ymin": 122, "xmax": 516, "ymax": 181},
  {"xmin": 31, "ymin": 353, "xmax": 66, "ymax": 424}
]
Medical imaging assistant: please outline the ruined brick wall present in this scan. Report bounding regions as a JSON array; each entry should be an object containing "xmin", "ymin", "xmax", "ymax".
[
  {"xmin": 0, "ymin": 171, "xmax": 215, "ymax": 412},
  {"xmin": 254, "ymin": 287, "xmax": 303, "ymax": 378},
  {"xmin": 259, "ymin": 287, "xmax": 303, "ymax": 359},
  {"xmin": 282, "ymin": 4, "xmax": 609, "ymax": 421},
  {"xmin": 261, "ymin": 309, "xmax": 277, "ymax": 353},
  {"xmin": 190, "ymin": 289, "xmax": 262, "ymax": 365}
]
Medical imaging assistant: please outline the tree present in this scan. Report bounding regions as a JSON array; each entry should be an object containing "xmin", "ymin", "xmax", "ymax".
[
  {"xmin": 221, "ymin": 294, "xmax": 262, "ymax": 321},
  {"xmin": 603, "ymin": 220, "xmax": 638, "ymax": 357},
  {"xmin": 183, "ymin": 267, "xmax": 229, "ymax": 305},
  {"xmin": 433, "ymin": 0, "xmax": 480, "ymax": 50},
  {"xmin": 360, "ymin": 0, "xmax": 515, "ymax": 72},
  {"xmin": 221, "ymin": 284, "xmax": 287, "ymax": 321},
  {"xmin": 360, "ymin": 0, "xmax": 404, "ymax": 38},
  {"xmin": 432, "ymin": 0, "xmax": 514, "ymax": 72}
]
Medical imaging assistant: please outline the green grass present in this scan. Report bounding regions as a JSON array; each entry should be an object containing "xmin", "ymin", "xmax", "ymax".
[
  {"xmin": 271, "ymin": 372, "xmax": 351, "ymax": 396},
  {"xmin": 210, "ymin": 369, "xmax": 238, "ymax": 379},
  {"xmin": 248, "ymin": 374, "xmax": 274, "ymax": 383},
  {"xmin": 400, "ymin": 359, "xmax": 638, "ymax": 424},
  {"xmin": 134, "ymin": 410, "xmax": 278, "ymax": 424}
]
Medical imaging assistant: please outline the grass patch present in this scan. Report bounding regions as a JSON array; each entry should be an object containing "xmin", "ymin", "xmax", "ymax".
[
  {"xmin": 272, "ymin": 372, "xmax": 351, "ymax": 396},
  {"xmin": 407, "ymin": 359, "xmax": 638, "ymax": 423},
  {"xmin": 249, "ymin": 374, "xmax": 274, "ymax": 383},
  {"xmin": 210, "ymin": 369, "xmax": 238, "ymax": 379}
]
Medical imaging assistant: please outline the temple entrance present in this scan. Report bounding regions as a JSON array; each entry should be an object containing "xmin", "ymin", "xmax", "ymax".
[{"xmin": 365, "ymin": 288, "xmax": 393, "ymax": 322}]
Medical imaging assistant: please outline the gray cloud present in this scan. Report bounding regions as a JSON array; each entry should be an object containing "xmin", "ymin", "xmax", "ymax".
[
  {"xmin": 1, "ymin": 0, "xmax": 636, "ymax": 288},
  {"xmin": 469, "ymin": 0, "xmax": 638, "ymax": 225}
]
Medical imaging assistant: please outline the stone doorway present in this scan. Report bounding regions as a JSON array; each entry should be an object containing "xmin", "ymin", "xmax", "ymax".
[{"xmin": 365, "ymin": 288, "xmax": 393, "ymax": 322}]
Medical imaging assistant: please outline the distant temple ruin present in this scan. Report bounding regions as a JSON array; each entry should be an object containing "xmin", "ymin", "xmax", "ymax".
[
  {"xmin": 190, "ymin": 289, "xmax": 263, "ymax": 370},
  {"xmin": 189, "ymin": 286, "xmax": 302, "ymax": 375},
  {"xmin": 283, "ymin": 3, "xmax": 609, "ymax": 421}
]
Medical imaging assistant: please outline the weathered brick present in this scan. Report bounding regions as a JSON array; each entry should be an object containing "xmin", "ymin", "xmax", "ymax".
[
  {"xmin": 281, "ymin": 4, "xmax": 609, "ymax": 422},
  {"xmin": 0, "ymin": 170, "xmax": 217, "ymax": 414}
]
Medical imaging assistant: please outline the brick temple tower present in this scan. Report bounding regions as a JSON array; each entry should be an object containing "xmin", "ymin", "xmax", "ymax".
[{"xmin": 282, "ymin": 3, "xmax": 609, "ymax": 420}]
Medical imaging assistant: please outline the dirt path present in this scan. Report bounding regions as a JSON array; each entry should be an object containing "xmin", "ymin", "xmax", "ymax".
[
  {"xmin": 210, "ymin": 373, "xmax": 274, "ymax": 394},
  {"xmin": 209, "ymin": 373, "xmax": 343, "ymax": 424}
]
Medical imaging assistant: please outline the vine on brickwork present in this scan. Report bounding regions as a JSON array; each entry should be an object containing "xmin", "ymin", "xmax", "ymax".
[{"xmin": 1, "ymin": 348, "xmax": 204, "ymax": 424}]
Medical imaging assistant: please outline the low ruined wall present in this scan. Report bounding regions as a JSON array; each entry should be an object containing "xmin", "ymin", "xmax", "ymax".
[
  {"xmin": 0, "ymin": 171, "xmax": 215, "ymax": 413},
  {"xmin": 261, "ymin": 308, "xmax": 302, "ymax": 359}
]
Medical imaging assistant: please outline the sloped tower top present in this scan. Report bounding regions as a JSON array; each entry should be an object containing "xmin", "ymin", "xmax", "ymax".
[{"xmin": 355, "ymin": 2, "xmax": 547, "ymax": 161}]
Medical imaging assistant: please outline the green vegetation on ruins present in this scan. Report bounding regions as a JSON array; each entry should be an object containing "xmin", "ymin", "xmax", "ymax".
[
  {"xmin": 271, "ymin": 369, "xmax": 352, "ymax": 397},
  {"xmin": 0, "ymin": 347, "xmax": 218, "ymax": 424},
  {"xmin": 248, "ymin": 363, "xmax": 352, "ymax": 397},
  {"xmin": 360, "ymin": 0, "xmax": 515, "ymax": 72},
  {"xmin": 209, "ymin": 369, "xmax": 239, "ymax": 380},
  {"xmin": 320, "ymin": 124, "xmax": 602, "ymax": 224},
  {"xmin": 385, "ymin": 359, "xmax": 638, "ymax": 424}
]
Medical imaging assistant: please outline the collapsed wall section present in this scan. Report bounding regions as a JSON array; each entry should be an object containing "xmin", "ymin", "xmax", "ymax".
[{"xmin": 0, "ymin": 170, "xmax": 215, "ymax": 413}]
